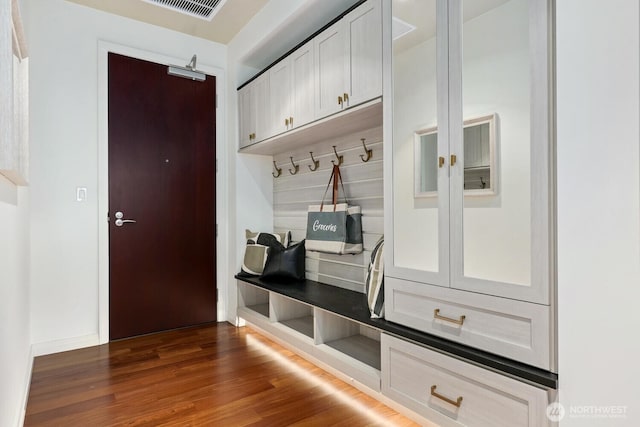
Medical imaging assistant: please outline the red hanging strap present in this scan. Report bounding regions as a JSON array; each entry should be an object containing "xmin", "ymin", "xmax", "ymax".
[{"xmin": 319, "ymin": 164, "xmax": 349, "ymax": 212}]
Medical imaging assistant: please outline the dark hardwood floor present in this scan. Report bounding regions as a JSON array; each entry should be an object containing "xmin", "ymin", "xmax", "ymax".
[{"xmin": 24, "ymin": 323, "xmax": 419, "ymax": 426}]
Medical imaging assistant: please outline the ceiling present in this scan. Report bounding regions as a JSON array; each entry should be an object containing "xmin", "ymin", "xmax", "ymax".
[{"xmin": 66, "ymin": 0, "xmax": 269, "ymax": 44}]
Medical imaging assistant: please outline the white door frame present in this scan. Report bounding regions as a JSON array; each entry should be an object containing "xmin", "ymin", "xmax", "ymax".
[{"xmin": 97, "ymin": 40, "xmax": 228, "ymax": 344}]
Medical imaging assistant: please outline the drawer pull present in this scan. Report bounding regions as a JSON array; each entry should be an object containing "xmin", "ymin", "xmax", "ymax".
[
  {"xmin": 430, "ymin": 385, "xmax": 463, "ymax": 408},
  {"xmin": 434, "ymin": 308, "xmax": 466, "ymax": 326}
]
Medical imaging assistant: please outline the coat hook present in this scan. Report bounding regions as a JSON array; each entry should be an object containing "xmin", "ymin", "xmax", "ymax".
[
  {"xmin": 359, "ymin": 138, "xmax": 373, "ymax": 162},
  {"xmin": 308, "ymin": 151, "xmax": 320, "ymax": 171},
  {"xmin": 272, "ymin": 161, "xmax": 282, "ymax": 178},
  {"xmin": 288, "ymin": 156, "xmax": 299, "ymax": 175},
  {"xmin": 331, "ymin": 145, "xmax": 344, "ymax": 166}
]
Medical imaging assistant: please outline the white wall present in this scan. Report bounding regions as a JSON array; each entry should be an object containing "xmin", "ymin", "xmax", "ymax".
[
  {"xmin": 25, "ymin": 0, "xmax": 227, "ymax": 350},
  {"xmin": 0, "ymin": 176, "xmax": 31, "ymax": 427},
  {"xmin": 557, "ymin": 0, "xmax": 640, "ymax": 425},
  {"xmin": 225, "ymin": 0, "xmax": 308, "ymax": 323}
]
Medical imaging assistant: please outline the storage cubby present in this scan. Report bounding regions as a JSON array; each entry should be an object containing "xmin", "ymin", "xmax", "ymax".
[
  {"xmin": 237, "ymin": 280, "xmax": 270, "ymax": 318},
  {"xmin": 271, "ymin": 294, "xmax": 314, "ymax": 339},
  {"xmin": 316, "ymin": 311, "xmax": 381, "ymax": 370},
  {"xmin": 315, "ymin": 310, "xmax": 381, "ymax": 391}
]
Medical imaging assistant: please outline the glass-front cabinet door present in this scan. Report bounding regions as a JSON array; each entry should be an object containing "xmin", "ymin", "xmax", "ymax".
[
  {"xmin": 389, "ymin": 0, "xmax": 449, "ymax": 288},
  {"xmin": 387, "ymin": 0, "xmax": 554, "ymax": 305}
]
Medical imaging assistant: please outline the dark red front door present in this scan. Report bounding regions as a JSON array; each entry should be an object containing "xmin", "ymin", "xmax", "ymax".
[{"xmin": 108, "ymin": 53, "xmax": 216, "ymax": 340}]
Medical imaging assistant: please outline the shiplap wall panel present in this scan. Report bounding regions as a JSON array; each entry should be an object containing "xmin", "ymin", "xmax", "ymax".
[{"xmin": 273, "ymin": 127, "xmax": 383, "ymax": 293}]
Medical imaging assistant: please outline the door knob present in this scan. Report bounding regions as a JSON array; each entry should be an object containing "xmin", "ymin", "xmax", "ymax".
[{"xmin": 114, "ymin": 211, "xmax": 137, "ymax": 227}]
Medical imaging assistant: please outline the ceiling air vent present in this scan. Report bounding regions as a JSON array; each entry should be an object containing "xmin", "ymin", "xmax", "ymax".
[{"xmin": 142, "ymin": 0, "xmax": 227, "ymax": 21}]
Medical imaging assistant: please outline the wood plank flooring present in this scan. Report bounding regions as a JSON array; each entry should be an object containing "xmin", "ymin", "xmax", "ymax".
[{"xmin": 24, "ymin": 323, "xmax": 420, "ymax": 426}]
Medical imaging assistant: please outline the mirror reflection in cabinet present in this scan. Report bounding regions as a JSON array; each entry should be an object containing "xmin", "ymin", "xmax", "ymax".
[{"xmin": 415, "ymin": 113, "xmax": 497, "ymax": 197}]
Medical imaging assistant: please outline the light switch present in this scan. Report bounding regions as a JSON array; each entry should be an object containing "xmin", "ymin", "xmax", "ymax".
[{"xmin": 76, "ymin": 187, "xmax": 87, "ymax": 202}]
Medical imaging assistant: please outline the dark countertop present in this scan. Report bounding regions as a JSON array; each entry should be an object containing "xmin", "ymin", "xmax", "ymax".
[{"xmin": 235, "ymin": 275, "xmax": 558, "ymax": 389}]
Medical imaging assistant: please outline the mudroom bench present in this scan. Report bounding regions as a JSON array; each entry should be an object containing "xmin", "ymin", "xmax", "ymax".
[{"xmin": 236, "ymin": 276, "xmax": 557, "ymax": 425}]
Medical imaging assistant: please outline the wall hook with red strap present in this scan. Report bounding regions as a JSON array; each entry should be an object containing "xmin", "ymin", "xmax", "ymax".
[{"xmin": 331, "ymin": 145, "xmax": 343, "ymax": 166}]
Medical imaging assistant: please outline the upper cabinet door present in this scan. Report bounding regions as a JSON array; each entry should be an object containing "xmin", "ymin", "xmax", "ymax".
[
  {"xmin": 238, "ymin": 83, "xmax": 255, "ymax": 148},
  {"xmin": 270, "ymin": 59, "xmax": 292, "ymax": 137},
  {"xmin": 449, "ymin": 0, "xmax": 554, "ymax": 304},
  {"xmin": 290, "ymin": 41, "xmax": 315, "ymax": 129},
  {"xmin": 253, "ymin": 72, "xmax": 271, "ymax": 142},
  {"xmin": 315, "ymin": 20, "xmax": 346, "ymax": 118},
  {"xmin": 343, "ymin": 0, "xmax": 382, "ymax": 108}
]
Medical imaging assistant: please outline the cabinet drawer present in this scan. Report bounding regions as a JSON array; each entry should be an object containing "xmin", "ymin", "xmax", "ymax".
[
  {"xmin": 385, "ymin": 277, "xmax": 552, "ymax": 369},
  {"xmin": 381, "ymin": 334, "xmax": 549, "ymax": 427}
]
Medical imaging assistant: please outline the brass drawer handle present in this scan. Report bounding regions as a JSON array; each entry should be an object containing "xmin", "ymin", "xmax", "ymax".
[
  {"xmin": 438, "ymin": 156, "xmax": 445, "ymax": 168},
  {"xmin": 338, "ymin": 95, "xmax": 343, "ymax": 106},
  {"xmin": 343, "ymin": 92, "xmax": 349, "ymax": 103},
  {"xmin": 285, "ymin": 118, "xmax": 289, "ymax": 127},
  {"xmin": 431, "ymin": 385, "xmax": 463, "ymax": 408},
  {"xmin": 434, "ymin": 308, "xmax": 466, "ymax": 326},
  {"xmin": 450, "ymin": 154, "xmax": 457, "ymax": 166}
]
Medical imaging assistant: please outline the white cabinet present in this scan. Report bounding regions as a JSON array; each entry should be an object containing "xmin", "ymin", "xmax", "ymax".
[
  {"xmin": 381, "ymin": 334, "xmax": 550, "ymax": 427},
  {"xmin": 269, "ymin": 41, "xmax": 315, "ymax": 137},
  {"xmin": 315, "ymin": 0, "xmax": 382, "ymax": 118},
  {"xmin": 290, "ymin": 42, "xmax": 315, "ymax": 129},
  {"xmin": 269, "ymin": 59, "xmax": 291, "ymax": 137},
  {"xmin": 343, "ymin": 0, "xmax": 383, "ymax": 108},
  {"xmin": 238, "ymin": 0, "xmax": 382, "ymax": 151},
  {"xmin": 386, "ymin": 277, "xmax": 551, "ymax": 368},
  {"xmin": 238, "ymin": 72, "xmax": 270, "ymax": 148},
  {"xmin": 386, "ymin": 0, "xmax": 554, "ymax": 367}
]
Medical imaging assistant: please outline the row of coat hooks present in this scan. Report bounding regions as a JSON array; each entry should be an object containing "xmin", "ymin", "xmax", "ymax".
[{"xmin": 273, "ymin": 138, "xmax": 373, "ymax": 178}]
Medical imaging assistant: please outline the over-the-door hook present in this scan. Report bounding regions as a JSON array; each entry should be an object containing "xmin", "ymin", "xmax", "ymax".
[
  {"xmin": 308, "ymin": 151, "xmax": 320, "ymax": 171},
  {"xmin": 359, "ymin": 138, "xmax": 372, "ymax": 162},
  {"xmin": 272, "ymin": 161, "xmax": 282, "ymax": 178},
  {"xmin": 331, "ymin": 145, "xmax": 344, "ymax": 166},
  {"xmin": 288, "ymin": 156, "xmax": 299, "ymax": 175}
]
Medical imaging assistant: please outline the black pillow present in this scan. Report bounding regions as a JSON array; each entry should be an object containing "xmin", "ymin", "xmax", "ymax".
[{"xmin": 261, "ymin": 240, "xmax": 306, "ymax": 282}]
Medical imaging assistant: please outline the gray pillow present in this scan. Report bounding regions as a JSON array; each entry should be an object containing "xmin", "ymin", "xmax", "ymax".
[{"xmin": 239, "ymin": 229, "xmax": 291, "ymax": 277}]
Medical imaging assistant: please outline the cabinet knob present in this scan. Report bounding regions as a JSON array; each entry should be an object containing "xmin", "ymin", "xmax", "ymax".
[
  {"xmin": 290, "ymin": 116, "xmax": 293, "ymax": 127},
  {"xmin": 338, "ymin": 96, "xmax": 343, "ymax": 106},
  {"xmin": 285, "ymin": 118, "xmax": 289, "ymax": 127},
  {"xmin": 450, "ymin": 154, "xmax": 457, "ymax": 166},
  {"xmin": 343, "ymin": 92, "xmax": 349, "ymax": 104},
  {"xmin": 438, "ymin": 157, "xmax": 445, "ymax": 168}
]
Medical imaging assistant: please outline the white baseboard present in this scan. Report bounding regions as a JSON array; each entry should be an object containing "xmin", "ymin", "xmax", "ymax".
[
  {"xmin": 15, "ymin": 346, "xmax": 34, "ymax": 427},
  {"xmin": 31, "ymin": 333, "xmax": 100, "ymax": 357}
]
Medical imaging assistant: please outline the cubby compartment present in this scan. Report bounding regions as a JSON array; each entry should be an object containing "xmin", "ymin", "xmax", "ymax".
[
  {"xmin": 315, "ymin": 310, "xmax": 381, "ymax": 391},
  {"xmin": 237, "ymin": 280, "xmax": 270, "ymax": 318},
  {"xmin": 271, "ymin": 294, "xmax": 314, "ymax": 339}
]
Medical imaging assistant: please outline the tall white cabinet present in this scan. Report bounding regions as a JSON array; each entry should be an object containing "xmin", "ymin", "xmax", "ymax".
[{"xmin": 385, "ymin": 0, "xmax": 555, "ymax": 370}]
